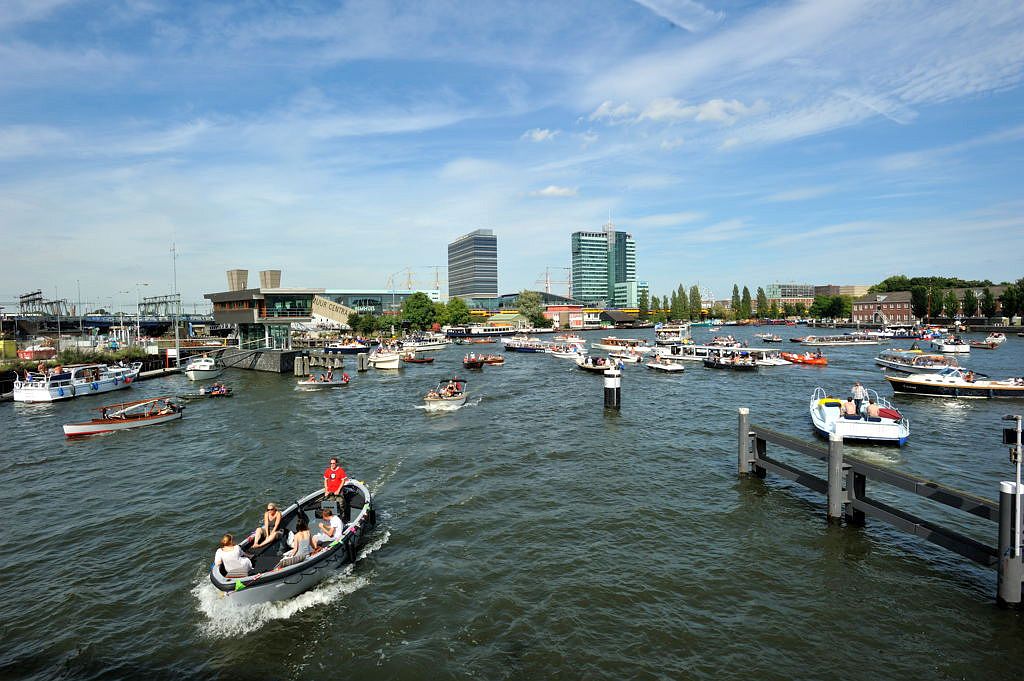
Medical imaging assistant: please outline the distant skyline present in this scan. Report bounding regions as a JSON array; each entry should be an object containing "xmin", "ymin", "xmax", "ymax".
[{"xmin": 1, "ymin": 0, "xmax": 1023, "ymax": 309}]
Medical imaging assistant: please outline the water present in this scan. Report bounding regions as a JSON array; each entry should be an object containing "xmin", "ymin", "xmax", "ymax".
[{"xmin": 2, "ymin": 328, "xmax": 1024, "ymax": 680}]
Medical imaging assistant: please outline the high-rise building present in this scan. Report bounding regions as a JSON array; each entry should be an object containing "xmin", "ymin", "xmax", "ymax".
[
  {"xmin": 571, "ymin": 221, "xmax": 638, "ymax": 306},
  {"xmin": 448, "ymin": 229, "xmax": 498, "ymax": 298}
]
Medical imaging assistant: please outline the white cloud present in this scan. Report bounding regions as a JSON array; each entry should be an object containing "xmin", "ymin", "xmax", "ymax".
[
  {"xmin": 637, "ymin": 97, "xmax": 767, "ymax": 124},
  {"xmin": 589, "ymin": 100, "xmax": 635, "ymax": 122},
  {"xmin": 764, "ymin": 186, "xmax": 836, "ymax": 202},
  {"xmin": 521, "ymin": 128, "xmax": 559, "ymax": 142},
  {"xmin": 531, "ymin": 185, "xmax": 578, "ymax": 198},
  {"xmin": 631, "ymin": 0, "xmax": 722, "ymax": 33},
  {"xmin": 0, "ymin": 125, "xmax": 70, "ymax": 159},
  {"xmin": 660, "ymin": 137, "xmax": 685, "ymax": 150}
]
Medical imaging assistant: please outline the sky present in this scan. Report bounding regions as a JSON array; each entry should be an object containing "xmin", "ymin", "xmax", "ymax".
[{"xmin": 1, "ymin": 0, "xmax": 1023, "ymax": 311}]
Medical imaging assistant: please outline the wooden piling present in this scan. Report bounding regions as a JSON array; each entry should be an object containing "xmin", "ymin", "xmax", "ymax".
[
  {"xmin": 737, "ymin": 408, "xmax": 751, "ymax": 475},
  {"xmin": 827, "ymin": 434, "xmax": 844, "ymax": 523}
]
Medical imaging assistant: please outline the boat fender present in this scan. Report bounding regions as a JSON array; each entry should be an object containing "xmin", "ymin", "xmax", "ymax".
[
  {"xmin": 57, "ymin": 387, "xmax": 64, "ymax": 397},
  {"xmin": 91, "ymin": 382, "xmax": 99, "ymax": 391},
  {"xmin": 113, "ymin": 377, "xmax": 118, "ymax": 385},
  {"xmin": 345, "ymin": 539, "xmax": 357, "ymax": 563},
  {"xmin": 368, "ymin": 507, "xmax": 377, "ymax": 527},
  {"xmin": 234, "ymin": 580, "xmax": 246, "ymax": 591}
]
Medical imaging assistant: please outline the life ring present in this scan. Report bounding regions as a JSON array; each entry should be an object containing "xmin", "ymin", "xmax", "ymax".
[{"xmin": 57, "ymin": 387, "xmax": 64, "ymax": 397}]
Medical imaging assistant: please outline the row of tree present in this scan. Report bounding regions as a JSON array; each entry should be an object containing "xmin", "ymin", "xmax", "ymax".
[
  {"xmin": 639, "ymin": 284, "xmax": 814, "ymax": 322},
  {"xmin": 907, "ymin": 278, "xmax": 1024, "ymax": 319},
  {"xmin": 345, "ymin": 290, "xmax": 555, "ymax": 335}
]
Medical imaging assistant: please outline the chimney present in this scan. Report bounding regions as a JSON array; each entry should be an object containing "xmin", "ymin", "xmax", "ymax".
[
  {"xmin": 259, "ymin": 270, "xmax": 282, "ymax": 289},
  {"xmin": 226, "ymin": 269, "xmax": 248, "ymax": 291}
]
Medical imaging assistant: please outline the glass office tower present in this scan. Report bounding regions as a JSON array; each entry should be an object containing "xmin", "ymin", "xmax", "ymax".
[
  {"xmin": 448, "ymin": 229, "xmax": 498, "ymax": 298},
  {"xmin": 571, "ymin": 222, "xmax": 637, "ymax": 306}
]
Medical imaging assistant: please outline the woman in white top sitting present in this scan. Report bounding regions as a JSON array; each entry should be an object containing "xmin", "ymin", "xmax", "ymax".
[{"xmin": 214, "ymin": 534, "xmax": 252, "ymax": 577}]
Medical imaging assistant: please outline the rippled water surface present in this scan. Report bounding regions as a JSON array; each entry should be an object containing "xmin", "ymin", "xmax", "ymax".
[{"xmin": 3, "ymin": 328, "xmax": 1024, "ymax": 680}]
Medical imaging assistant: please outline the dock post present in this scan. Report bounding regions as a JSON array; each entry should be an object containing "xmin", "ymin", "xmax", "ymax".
[
  {"xmin": 827, "ymin": 434, "xmax": 844, "ymax": 523},
  {"xmin": 737, "ymin": 408, "xmax": 751, "ymax": 475},
  {"xmin": 603, "ymin": 368, "xmax": 621, "ymax": 410},
  {"xmin": 998, "ymin": 481, "xmax": 1023, "ymax": 607},
  {"xmin": 357, "ymin": 353, "xmax": 369, "ymax": 372},
  {"xmin": 844, "ymin": 466, "xmax": 866, "ymax": 526},
  {"xmin": 293, "ymin": 356, "xmax": 303, "ymax": 376}
]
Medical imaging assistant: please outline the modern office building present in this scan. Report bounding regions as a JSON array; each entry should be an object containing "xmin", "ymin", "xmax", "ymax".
[
  {"xmin": 571, "ymin": 222, "xmax": 638, "ymax": 306},
  {"xmin": 448, "ymin": 229, "xmax": 498, "ymax": 299},
  {"xmin": 814, "ymin": 284, "xmax": 871, "ymax": 298},
  {"xmin": 765, "ymin": 282, "xmax": 815, "ymax": 309}
]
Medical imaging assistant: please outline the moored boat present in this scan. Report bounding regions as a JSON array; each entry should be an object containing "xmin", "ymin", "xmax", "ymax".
[
  {"xmin": 63, "ymin": 397, "xmax": 184, "ymax": 437},
  {"xmin": 208, "ymin": 480, "xmax": 376, "ymax": 606},
  {"xmin": 184, "ymin": 355, "xmax": 224, "ymax": 381},
  {"xmin": 13, "ymin": 362, "xmax": 142, "ymax": 403},
  {"xmin": 808, "ymin": 387, "xmax": 908, "ymax": 445},
  {"xmin": 885, "ymin": 367, "xmax": 1024, "ymax": 398},
  {"xmin": 16, "ymin": 344, "xmax": 57, "ymax": 361},
  {"xmin": 423, "ymin": 377, "xmax": 468, "ymax": 410}
]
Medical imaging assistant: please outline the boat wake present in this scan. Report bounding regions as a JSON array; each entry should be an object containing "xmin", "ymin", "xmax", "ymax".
[{"xmin": 193, "ymin": 529, "xmax": 390, "ymax": 637}]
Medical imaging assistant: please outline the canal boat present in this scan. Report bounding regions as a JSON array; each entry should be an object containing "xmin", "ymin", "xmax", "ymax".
[
  {"xmin": 184, "ymin": 356, "xmax": 224, "ymax": 381},
  {"xmin": 707, "ymin": 335, "xmax": 743, "ymax": 348},
  {"xmin": 780, "ymin": 352, "xmax": 828, "ymax": 366},
  {"xmin": 63, "ymin": 397, "xmax": 184, "ymax": 437},
  {"xmin": 645, "ymin": 360, "xmax": 685, "ymax": 373},
  {"xmin": 423, "ymin": 377, "xmax": 468, "ymax": 410},
  {"xmin": 575, "ymin": 355, "xmax": 616, "ymax": 374},
  {"xmin": 885, "ymin": 368, "xmax": 1024, "ymax": 398},
  {"xmin": 808, "ymin": 387, "xmax": 909, "ymax": 446},
  {"xmin": 800, "ymin": 334, "xmax": 878, "ymax": 346},
  {"xmin": 874, "ymin": 349, "xmax": 959, "ymax": 374},
  {"xmin": 703, "ymin": 354, "xmax": 757, "ymax": 371},
  {"xmin": 463, "ymin": 354, "xmax": 485, "ymax": 370},
  {"xmin": 655, "ymin": 324, "xmax": 690, "ymax": 345},
  {"xmin": 296, "ymin": 372, "xmax": 350, "ymax": 389},
  {"xmin": 209, "ymin": 480, "xmax": 376, "ymax": 606},
  {"xmin": 503, "ymin": 336, "xmax": 550, "ymax": 353},
  {"xmin": 446, "ymin": 324, "xmax": 518, "ymax": 338},
  {"xmin": 401, "ymin": 352, "xmax": 434, "ymax": 364},
  {"xmin": 324, "ymin": 340, "xmax": 371, "ymax": 354},
  {"xmin": 930, "ymin": 336, "xmax": 969, "ymax": 353},
  {"xmin": 481, "ymin": 354, "xmax": 505, "ymax": 365},
  {"xmin": 368, "ymin": 346, "xmax": 401, "ymax": 370},
  {"xmin": 13, "ymin": 362, "xmax": 142, "ymax": 403},
  {"xmin": 591, "ymin": 337, "xmax": 653, "ymax": 354}
]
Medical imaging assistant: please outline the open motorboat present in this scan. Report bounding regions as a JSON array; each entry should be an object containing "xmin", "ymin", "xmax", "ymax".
[
  {"xmin": 179, "ymin": 383, "xmax": 232, "ymax": 400},
  {"xmin": 780, "ymin": 351, "xmax": 828, "ymax": 366},
  {"xmin": 755, "ymin": 354, "xmax": 791, "ymax": 366},
  {"xmin": 14, "ymin": 362, "xmax": 142, "ymax": 403},
  {"xmin": 401, "ymin": 352, "xmax": 434, "ymax": 364},
  {"xmin": 463, "ymin": 354, "xmax": 485, "ymax": 370},
  {"xmin": 703, "ymin": 353, "xmax": 757, "ymax": 371},
  {"xmin": 184, "ymin": 356, "xmax": 224, "ymax": 381},
  {"xmin": 808, "ymin": 387, "xmax": 909, "ymax": 446},
  {"xmin": 368, "ymin": 345, "xmax": 401, "ymax": 370},
  {"xmin": 423, "ymin": 377, "xmax": 468, "ymax": 410},
  {"xmin": 708, "ymin": 335, "xmax": 743, "ymax": 348},
  {"xmin": 885, "ymin": 367, "xmax": 1024, "ymax": 398},
  {"xmin": 481, "ymin": 354, "xmax": 505, "ymax": 365},
  {"xmin": 875, "ymin": 349, "xmax": 958, "ymax": 374},
  {"xmin": 761, "ymin": 334, "xmax": 782, "ymax": 343},
  {"xmin": 969, "ymin": 333, "xmax": 1006, "ymax": 350},
  {"xmin": 646, "ymin": 360, "xmax": 685, "ymax": 373},
  {"xmin": 296, "ymin": 371, "xmax": 351, "ymax": 389},
  {"xmin": 209, "ymin": 480, "xmax": 376, "ymax": 606},
  {"xmin": 63, "ymin": 397, "xmax": 184, "ymax": 437},
  {"xmin": 930, "ymin": 336, "xmax": 969, "ymax": 353},
  {"xmin": 608, "ymin": 351, "xmax": 643, "ymax": 364},
  {"xmin": 575, "ymin": 355, "xmax": 616, "ymax": 374}
]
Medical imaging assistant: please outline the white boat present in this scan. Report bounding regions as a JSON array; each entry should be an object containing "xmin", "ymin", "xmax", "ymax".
[
  {"xmin": 296, "ymin": 373, "xmax": 350, "ymax": 390},
  {"xmin": 801, "ymin": 334, "xmax": 878, "ymax": 346},
  {"xmin": 886, "ymin": 367, "xmax": 1024, "ymax": 398},
  {"xmin": 755, "ymin": 355, "xmax": 792, "ymax": 366},
  {"xmin": 809, "ymin": 387, "xmax": 909, "ymax": 446},
  {"xmin": 423, "ymin": 377, "xmax": 468, "ymax": 410},
  {"xmin": 608, "ymin": 351, "xmax": 643, "ymax": 363},
  {"xmin": 652, "ymin": 344, "xmax": 715, "ymax": 361},
  {"xmin": 930, "ymin": 336, "xmax": 970, "ymax": 353},
  {"xmin": 874, "ymin": 349, "xmax": 959, "ymax": 374},
  {"xmin": 503, "ymin": 336, "xmax": 550, "ymax": 353},
  {"xmin": 14, "ymin": 362, "xmax": 143, "ymax": 403},
  {"xmin": 546, "ymin": 344, "xmax": 587, "ymax": 359},
  {"xmin": 63, "ymin": 397, "xmax": 183, "ymax": 437},
  {"xmin": 324, "ymin": 340, "xmax": 370, "ymax": 355},
  {"xmin": 707, "ymin": 335, "xmax": 743, "ymax": 348},
  {"xmin": 398, "ymin": 334, "xmax": 449, "ymax": 352},
  {"xmin": 591, "ymin": 337, "xmax": 653, "ymax": 353},
  {"xmin": 184, "ymin": 356, "xmax": 224, "ymax": 381},
  {"xmin": 575, "ymin": 355, "xmax": 617, "ymax": 373},
  {"xmin": 368, "ymin": 346, "xmax": 401, "ymax": 370},
  {"xmin": 646, "ymin": 360, "xmax": 685, "ymax": 373},
  {"xmin": 986, "ymin": 332, "xmax": 1007, "ymax": 345},
  {"xmin": 655, "ymin": 324, "xmax": 690, "ymax": 345}
]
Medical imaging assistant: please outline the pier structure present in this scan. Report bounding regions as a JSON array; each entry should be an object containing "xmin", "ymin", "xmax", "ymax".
[{"xmin": 736, "ymin": 407, "xmax": 1024, "ymax": 606}]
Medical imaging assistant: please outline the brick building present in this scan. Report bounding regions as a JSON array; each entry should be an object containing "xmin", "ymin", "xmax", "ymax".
[{"xmin": 851, "ymin": 291, "xmax": 915, "ymax": 324}]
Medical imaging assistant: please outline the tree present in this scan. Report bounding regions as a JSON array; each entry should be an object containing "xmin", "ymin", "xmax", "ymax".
[
  {"xmin": 400, "ymin": 292, "xmax": 437, "ymax": 330},
  {"xmin": 768, "ymin": 302, "xmax": 779, "ymax": 319},
  {"xmin": 433, "ymin": 301, "xmax": 448, "ymax": 327},
  {"xmin": 809, "ymin": 296, "xmax": 829, "ymax": 319},
  {"xmin": 445, "ymin": 297, "xmax": 471, "ymax": 326},
  {"xmin": 688, "ymin": 285, "xmax": 702, "ymax": 320},
  {"xmin": 755, "ymin": 287, "xmax": 769, "ymax": 318},
  {"xmin": 670, "ymin": 289, "xmax": 687, "ymax": 321},
  {"xmin": 638, "ymin": 288, "xmax": 649, "ymax": 320},
  {"xmin": 1001, "ymin": 286, "xmax": 1021, "ymax": 319},
  {"xmin": 516, "ymin": 290, "xmax": 549, "ymax": 328},
  {"xmin": 731, "ymin": 284, "xmax": 740, "ymax": 313},
  {"xmin": 942, "ymin": 290, "xmax": 959, "ymax": 318},
  {"xmin": 740, "ymin": 287, "xmax": 752, "ymax": 319},
  {"xmin": 960, "ymin": 290, "xmax": 978, "ymax": 318},
  {"xmin": 927, "ymin": 285, "xmax": 943, "ymax": 318},
  {"xmin": 711, "ymin": 303, "xmax": 728, "ymax": 319},
  {"xmin": 980, "ymin": 287, "xmax": 997, "ymax": 318},
  {"xmin": 910, "ymin": 286, "xmax": 929, "ymax": 319},
  {"xmin": 794, "ymin": 302, "xmax": 806, "ymax": 317}
]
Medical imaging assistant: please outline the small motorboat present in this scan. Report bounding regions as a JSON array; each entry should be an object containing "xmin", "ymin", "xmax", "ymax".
[
  {"xmin": 762, "ymin": 334, "xmax": 782, "ymax": 343},
  {"xmin": 324, "ymin": 340, "xmax": 371, "ymax": 354},
  {"xmin": 463, "ymin": 354, "xmax": 485, "ymax": 370},
  {"xmin": 608, "ymin": 351, "xmax": 643, "ymax": 364},
  {"xmin": 401, "ymin": 353, "xmax": 434, "ymax": 364},
  {"xmin": 368, "ymin": 346, "xmax": 401, "ymax": 370},
  {"xmin": 575, "ymin": 355, "xmax": 616, "ymax": 374},
  {"xmin": 468, "ymin": 337, "xmax": 496, "ymax": 344},
  {"xmin": 179, "ymin": 383, "xmax": 232, "ymax": 400},
  {"xmin": 703, "ymin": 355, "xmax": 757, "ymax": 371},
  {"xmin": 548, "ymin": 348, "xmax": 586, "ymax": 359},
  {"xmin": 646, "ymin": 360, "xmax": 685, "ymax": 373},
  {"xmin": 184, "ymin": 355, "xmax": 224, "ymax": 381},
  {"xmin": 885, "ymin": 367, "xmax": 1024, "ymax": 398},
  {"xmin": 296, "ymin": 372, "xmax": 351, "ymax": 389},
  {"xmin": 755, "ymin": 355, "xmax": 791, "ymax": 366},
  {"xmin": 808, "ymin": 387, "xmax": 909, "ymax": 446},
  {"xmin": 930, "ymin": 336, "xmax": 970, "ymax": 353},
  {"xmin": 780, "ymin": 351, "xmax": 828, "ymax": 366},
  {"xmin": 968, "ymin": 333, "xmax": 1005, "ymax": 350},
  {"xmin": 423, "ymin": 377, "xmax": 468, "ymax": 410},
  {"xmin": 63, "ymin": 397, "xmax": 184, "ymax": 437},
  {"xmin": 708, "ymin": 335, "xmax": 742, "ymax": 348},
  {"xmin": 790, "ymin": 337, "xmax": 805, "ymax": 343},
  {"xmin": 481, "ymin": 354, "xmax": 505, "ymax": 365},
  {"xmin": 875, "ymin": 350, "xmax": 958, "ymax": 374},
  {"xmin": 208, "ymin": 480, "xmax": 376, "ymax": 606}
]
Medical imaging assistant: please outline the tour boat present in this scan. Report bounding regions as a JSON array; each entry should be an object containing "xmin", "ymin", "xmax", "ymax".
[
  {"xmin": 553, "ymin": 333, "xmax": 586, "ymax": 344},
  {"xmin": 874, "ymin": 350, "xmax": 959, "ymax": 374},
  {"xmin": 297, "ymin": 372, "xmax": 350, "ymax": 389},
  {"xmin": 481, "ymin": 354, "xmax": 505, "ymax": 365},
  {"xmin": 503, "ymin": 336, "xmax": 550, "ymax": 353},
  {"xmin": 707, "ymin": 335, "xmax": 743, "ymax": 348},
  {"xmin": 646, "ymin": 360, "xmax": 685, "ymax": 373},
  {"xmin": 808, "ymin": 387, "xmax": 909, "ymax": 446},
  {"xmin": 885, "ymin": 367, "xmax": 1024, "ymax": 398},
  {"xmin": 575, "ymin": 355, "xmax": 616, "ymax": 374},
  {"xmin": 703, "ymin": 354, "xmax": 757, "ymax": 371},
  {"xmin": 16, "ymin": 344, "xmax": 57, "ymax": 360},
  {"xmin": 368, "ymin": 346, "xmax": 401, "ymax": 370},
  {"xmin": 63, "ymin": 397, "xmax": 184, "ymax": 437},
  {"xmin": 446, "ymin": 324, "xmax": 518, "ymax": 338},
  {"xmin": 324, "ymin": 340, "xmax": 371, "ymax": 355},
  {"xmin": 13, "ymin": 362, "xmax": 142, "ymax": 403},
  {"xmin": 591, "ymin": 337, "xmax": 653, "ymax": 354},
  {"xmin": 655, "ymin": 325, "xmax": 690, "ymax": 345},
  {"xmin": 463, "ymin": 355, "xmax": 485, "ymax": 370},
  {"xmin": 184, "ymin": 356, "xmax": 224, "ymax": 381},
  {"xmin": 209, "ymin": 480, "xmax": 376, "ymax": 606},
  {"xmin": 398, "ymin": 335, "xmax": 449, "ymax": 352},
  {"xmin": 401, "ymin": 353, "xmax": 434, "ymax": 364},
  {"xmin": 652, "ymin": 344, "xmax": 714, "ymax": 362},
  {"xmin": 423, "ymin": 378, "xmax": 468, "ymax": 410},
  {"xmin": 780, "ymin": 352, "xmax": 828, "ymax": 366},
  {"xmin": 800, "ymin": 334, "xmax": 878, "ymax": 346},
  {"xmin": 930, "ymin": 336, "xmax": 970, "ymax": 353}
]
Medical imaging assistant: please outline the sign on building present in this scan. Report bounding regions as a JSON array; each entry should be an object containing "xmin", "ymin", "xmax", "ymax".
[{"xmin": 310, "ymin": 295, "xmax": 355, "ymax": 326}]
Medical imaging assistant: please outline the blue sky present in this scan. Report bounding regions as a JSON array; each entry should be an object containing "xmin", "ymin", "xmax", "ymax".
[{"xmin": 1, "ymin": 0, "xmax": 1023, "ymax": 310}]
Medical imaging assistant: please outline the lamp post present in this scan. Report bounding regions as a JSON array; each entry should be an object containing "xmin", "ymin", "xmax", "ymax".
[{"xmin": 135, "ymin": 282, "xmax": 150, "ymax": 346}]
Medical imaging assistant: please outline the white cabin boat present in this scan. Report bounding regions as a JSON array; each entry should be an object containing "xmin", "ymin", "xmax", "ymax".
[
  {"xmin": 368, "ymin": 346, "xmax": 401, "ymax": 370},
  {"xmin": 646, "ymin": 360, "xmax": 685, "ymax": 373},
  {"xmin": 655, "ymin": 324, "xmax": 690, "ymax": 345},
  {"xmin": 591, "ymin": 337, "xmax": 653, "ymax": 354},
  {"xmin": 874, "ymin": 350, "xmax": 959, "ymax": 374},
  {"xmin": 608, "ymin": 351, "xmax": 643, "ymax": 363},
  {"xmin": 930, "ymin": 336, "xmax": 970, "ymax": 353},
  {"xmin": 801, "ymin": 334, "xmax": 878, "ymax": 346},
  {"xmin": 13, "ymin": 362, "xmax": 142, "ymax": 403},
  {"xmin": 184, "ymin": 356, "xmax": 224, "ymax": 381},
  {"xmin": 809, "ymin": 387, "xmax": 909, "ymax": 446}
]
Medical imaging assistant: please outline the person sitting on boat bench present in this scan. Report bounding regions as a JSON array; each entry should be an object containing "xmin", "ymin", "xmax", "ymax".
[
  {"xmin": 314, "ymin": 508, "xmax": 344, "ymax": 545},
  {"xmin": 252, "ymin": 503, "xmax": 283, "ymax": 549},
  {"xmin": 866, "ymin": 399, "xmax": 881, "ymax": 418},
  {"xmin": 843, "ymin": 397, "xmax": 859, "ymax": 417},
  {"xmin": 215, "ymin": 534, "xmax": 252, "ymax": 577},
  {"xmin": 277, "ymin": 515, "xmax": 314, "ymax": 567}
]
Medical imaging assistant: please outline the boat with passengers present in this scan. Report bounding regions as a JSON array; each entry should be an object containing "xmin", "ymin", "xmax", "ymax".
[
  {"xmin": 874, "ymin": 349, "xmax": 959, "ymax": 374},
  {"xmin": 655, "ymin": 324, "xmax": 691, "ymax": 345},
  {"xmin": 503, "ymin": 335, "xmax": 550, "ymax": 353},
  {"xmin": 591, "ymin": 337, "xmax": 654, "ymax": 354},
  {"xmin": 808, "ymin": 387, "xmax": 909, "ymax": 445},
  {"xmin": 209, "ymin": 480, "xmax": 376, "ymax": 606},
  {"xmin": 885, "ymin": 368, "xmax": 1024, "ymax": 398},
  {"xmin": 63, "ymin": 396, "xmax": 184, "ymax": 437},
  {"xmin": 423, "ymin": 377, "xmax": 468, "ymax": 410},
  {"xmin": 13, "ymin": 362, "xmax": 143, "ymax": 403},
  {"xmin": 800, "ymin": 334, "xmax": 878, "ymax": 346}
]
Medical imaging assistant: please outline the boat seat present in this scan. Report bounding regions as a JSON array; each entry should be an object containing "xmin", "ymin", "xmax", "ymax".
[
  {"xmin": 842, "ymin": 414, "xmax": 862, "ymax": 420},
  {"xmin": 865, "ymin": 416, "xmax": 882, "ymax": 422},
  {"xmin": 224, "ymin": 567, "xmax": 251, "ymax": 579}
]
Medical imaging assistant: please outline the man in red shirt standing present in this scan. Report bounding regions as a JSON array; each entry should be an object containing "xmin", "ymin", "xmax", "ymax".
[{"xmin": 323, "ymin": 457, "xmax": 347, "ymax": 499}]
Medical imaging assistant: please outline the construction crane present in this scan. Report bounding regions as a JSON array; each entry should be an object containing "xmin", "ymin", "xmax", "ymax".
[
  {"xmin": 536, "ymin": 267, "xmax": 572, "ymax": 298},
  {"xmin": 385, "ymin": 266, "xmax": 446, "ymax": 293}
]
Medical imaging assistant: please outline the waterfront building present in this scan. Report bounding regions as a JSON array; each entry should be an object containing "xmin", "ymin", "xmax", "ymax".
[
  {"xmin": 851, "ymin": 291, "xmax": 915, "ymax": 325},
  {"xmin": 448, "ymin": 229, "xmax": 498, "ymax": 299},
  {"xmin": 814, "ymin": 284, "xmax": 871, "ymax": 298},
  {"xmin": 571, "ymin": 221, "xmax": 639, "ymax": 306},
  {"xmin": 542, "ymin": 304, "xmax": 585, "ymax": 329},
  {"xmin": 765, "ymin": 282, "xmax": 815, "ymax": 309},
  {"xmin": 612, "ymin": 280, "xmax": 649, "ymax": 309}
]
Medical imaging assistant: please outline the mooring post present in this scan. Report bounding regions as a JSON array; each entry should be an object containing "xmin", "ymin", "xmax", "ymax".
[
  {"xmin": 293, "ymin": 356, "xmax": 303, "ymax": 376},
  {"xmin": 737, "ymin": 407, "xmax": 751, "ymax": 475},
  {"xmin": 603, "ymin": 368, "xmax": 621, "ymax": 410},
  {"xmin": 827, "ymin": 434, "xmax": 844, "ymax": 523},
  {"xmin": 356, "ymin": 352, "xmax": 368, "ymax": 372},
  {"xmin": 998, "ymin": 481, "xmax": 1023, "ymax": 607},
  {"xmin": 844, "ymin": 466, "xmax": 866, "ymax": 527}
]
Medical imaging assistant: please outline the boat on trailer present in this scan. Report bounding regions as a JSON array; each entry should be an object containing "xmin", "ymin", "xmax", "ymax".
[
  {"xmin": 63, "ymin": 397, "xmax": 184, "ymax": 437},
  {"xmin": 209, "ymin": 481, "xmax": 376, "ymax": 606},
  {"xmin": 808, "ymin": 387, "xmax": 909, "ymax": 446}
]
